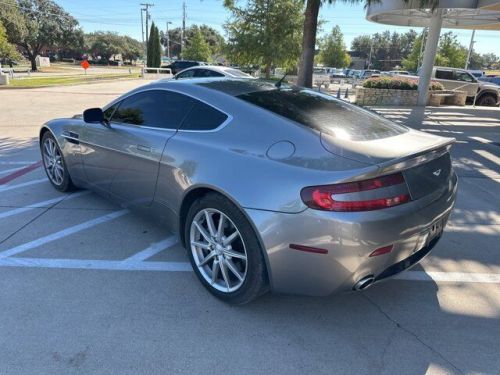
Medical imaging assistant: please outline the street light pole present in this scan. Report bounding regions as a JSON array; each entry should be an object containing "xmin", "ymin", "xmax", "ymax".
[
  {"xmin": 166, "ymin": 21, "xmax": 172, "ymax": 59},
  {"xmin": 465, "ymin": 29, "xmax": 476, "ymax": 70}
]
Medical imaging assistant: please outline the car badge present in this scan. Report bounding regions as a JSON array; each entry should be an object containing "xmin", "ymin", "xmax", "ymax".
[{"xmin": 433, "ymin": 169, "xmax": 442, "ymax": 176}]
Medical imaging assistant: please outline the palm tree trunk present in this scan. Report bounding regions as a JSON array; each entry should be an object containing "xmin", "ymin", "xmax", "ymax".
[{"xmin": 297, "ymin": 0, "xmax": 320, "ymax": 87}]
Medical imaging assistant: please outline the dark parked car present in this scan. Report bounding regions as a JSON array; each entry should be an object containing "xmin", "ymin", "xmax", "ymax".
[{"xmin": 163, "ymin": 60, "xmax": 205, "ymax": 75}]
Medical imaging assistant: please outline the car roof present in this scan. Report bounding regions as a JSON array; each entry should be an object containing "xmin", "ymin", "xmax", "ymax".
[{"xmin": 151, "ymin": 78, "xmax": 278, "ymax": 97}]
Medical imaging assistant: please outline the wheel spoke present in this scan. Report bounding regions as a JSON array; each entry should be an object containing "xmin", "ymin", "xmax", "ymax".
[
  {"xmin": 224, "ymin": 258, "xmax": 243, "ymax": 282},
  {"xmin": 211, "ymin": 260, "xmax": 220, "ymax": 284},
  {"xmin": 222, "ymin": 231, "xmax": 239, "ymax": 246},
  {"xmin": 191, "ymin": 241, "xmax": 211, "ymax": 250},
  {"xmin": 198, "ymin": 251, "xmax": 216, "ymax": 267},
  {"xmin": 223, "ymin": 249, "xmax": 247, "ymax": 261},
  {"xmin": 217, "ymin": 214, "xmax": 225, "ymax": 239},
  {"xmin": 204, "ymin": 210, "xmax": 217, "ymax": 237},
  {"xmin": 219, "ymin": 259, "xmax": 231, "ymax": 291},
  {"xmin": 194, "ymin": 221, "xmax": 212, "ymax": 243}
]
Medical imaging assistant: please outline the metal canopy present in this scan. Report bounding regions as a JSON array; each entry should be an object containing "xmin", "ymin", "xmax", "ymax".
[{"xmin": 367, "ymin": 0, "xmax": 500, "ymax": 30}]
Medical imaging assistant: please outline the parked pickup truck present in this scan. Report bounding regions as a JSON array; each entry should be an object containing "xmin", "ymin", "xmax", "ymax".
[{"xmin": 412, "ymin": 67, "xmax": 500, "ymax": 106}]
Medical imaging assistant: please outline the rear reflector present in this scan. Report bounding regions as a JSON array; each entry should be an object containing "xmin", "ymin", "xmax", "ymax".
[
  {"xmin": 301, "ymin": 172, "xmax": 411, "ymax": 212},
  {"xmin": 289, "ymin": 244, "xmax": 329, "ymax": 254},
  {"xmin": 369, "ymin": 245, "xmax": 393, "ymax": 257}
]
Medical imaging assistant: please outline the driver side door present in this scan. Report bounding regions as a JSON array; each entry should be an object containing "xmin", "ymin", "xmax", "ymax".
[{"xmin": 80, "ymin": 89, "xmax": 195, "ymax": 206}]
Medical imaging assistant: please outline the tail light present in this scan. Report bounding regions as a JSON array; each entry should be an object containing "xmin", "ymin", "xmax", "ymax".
[{"xmin": 301, "ymin": 172, "xmax": 411, "ymax": 212}]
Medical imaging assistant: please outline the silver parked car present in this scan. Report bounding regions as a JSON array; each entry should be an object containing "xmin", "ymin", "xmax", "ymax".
[{"xmin": 40, "ymin": 78, "xmax": 457, "ymax": 304}]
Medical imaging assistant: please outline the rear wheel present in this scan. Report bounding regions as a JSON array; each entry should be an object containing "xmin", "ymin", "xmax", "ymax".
[
  {"xmin": 41, "ymin": 132, "xmax": 75, "ymax": 192},
  {"xmin": 185, "ymin": 193, "xmax": 268, "ymax": 304},
  {"xmin": 476, "ymin": 93, "xmax": 498, "ymax": 107}
]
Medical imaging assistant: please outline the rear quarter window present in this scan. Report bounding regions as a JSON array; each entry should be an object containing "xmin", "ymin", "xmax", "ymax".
[{"xmin": 180, "ymin": 101, "xmax": 228, "ymax": 131}]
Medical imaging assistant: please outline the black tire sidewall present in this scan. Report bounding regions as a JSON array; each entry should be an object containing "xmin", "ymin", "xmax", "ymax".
[
  {"xmin": 184, "ymin": 193, "xmax": 268, "ymax": 304},
  {"xmin": 41, "ymin": 132, "xmax": 74, "ymax": 192},
  {"xmin": 477, "ymin": 94, "xmax": 497, "ymax": 107}
]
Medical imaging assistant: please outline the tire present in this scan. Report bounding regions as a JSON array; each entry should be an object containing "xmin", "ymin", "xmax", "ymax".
[
  {"xmin": 41, "ymin": 132, "xmax": 75, "ymax": 192},
  {"xmin": 476, "ymin": 94, "xmax": 498, "ymax": 107},
  {"xmin": 185, "ymin": 193, "xmax": 268, "ymax": 304}
]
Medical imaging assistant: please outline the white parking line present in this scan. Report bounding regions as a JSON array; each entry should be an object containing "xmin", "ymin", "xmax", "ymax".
[
  {"xmin": 0, "ymin": 161, "xmax": 37, "ymax": 165},
  {"xmin": 0, "ymin": 178, "xmax": 48, "ymax": 192},
  {"xmin": 0, "ymin": 257, "xmax": 192, "ymax": 271},
  {"xmin": 395, "ymin": 271, "xmax": 500, "ymax": 284},
  {"xmin": 123, "ymin": 235, "xmax": 179, "ymax": 262},
  {"xmin": 0, "ymin": 209, "xmax": 129, "ymax": 259},
  {"xmin": 0, "ymin": 191, "xmax": 91, "ymax": 220},
  {"xmin": 0, "ymin": 167, "xmax": 25, "ymax": 175}
]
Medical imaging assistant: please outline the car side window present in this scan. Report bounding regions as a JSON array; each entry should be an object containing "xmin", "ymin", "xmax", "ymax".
[
  {"xmin": 194, "ymin": 69, "xmax": 224, "ymax": 78},
  {"xmin": 110, "ymin": 90, "xmax": 195, "ymax": 130},
  {"xmin": 180, "ymin": 101, "xmax": 228, "ymax": 131},
  {"xmin": 435, "ymin": 69, "xmax": 454, "ymax": 80},
  {"xmin": 177, "ymin": 70, "xmax": 196, "ymax": 79},
  {"xmin": 103, "ymin": 103, "xmax": 118, "ymax": 122},
  {"xmin": 455, "ymin": 72, "xmax": 474, "ymax": 82}
]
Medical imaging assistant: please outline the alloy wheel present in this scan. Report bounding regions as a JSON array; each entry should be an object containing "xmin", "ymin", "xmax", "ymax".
[
  {"xmin": 43, "ymin": 137, "xmax": 65, "ymax": 186},
  {"xmin": 190, "ymin": 208, "xmax": 248, "ymax": 293}
]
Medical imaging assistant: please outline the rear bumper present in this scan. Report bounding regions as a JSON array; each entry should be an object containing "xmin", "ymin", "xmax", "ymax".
[{"xmin": 245, "ymin": 172, "xmax": 457, "ymax": 296}]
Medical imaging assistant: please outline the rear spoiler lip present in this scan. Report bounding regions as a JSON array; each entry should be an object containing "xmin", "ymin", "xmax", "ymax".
[{"xmin": 335, "ymin": 137, "xmax": 455, "ymax": 184}]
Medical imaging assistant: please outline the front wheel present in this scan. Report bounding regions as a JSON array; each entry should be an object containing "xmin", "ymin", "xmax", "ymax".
[
  {"xmin": 476, "ymin": 94, "xmax": 498, "ymax": 107},
  {"xmin": 185, "ymin": 193, "xmax": 268, "ymax": 304},
  {"xmin": 41, "ymin": 132, "xmax": 75, "ymax": 192}
]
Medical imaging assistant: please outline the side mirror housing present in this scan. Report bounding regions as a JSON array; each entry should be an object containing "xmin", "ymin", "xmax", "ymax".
[{"xmin": 83, "ymin": 108, "xmax": 104, "ymax": 123}]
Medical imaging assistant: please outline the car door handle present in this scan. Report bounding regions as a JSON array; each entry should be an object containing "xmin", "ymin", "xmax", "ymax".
[{"xmin": 137, "ymin": 145, "xmax": 151, "ymax": 152}]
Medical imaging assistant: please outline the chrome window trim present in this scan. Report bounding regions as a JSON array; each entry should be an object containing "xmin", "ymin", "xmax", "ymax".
[{"xmin": 103, "ymin": 87, "xmax": 233, "ymax": 133}]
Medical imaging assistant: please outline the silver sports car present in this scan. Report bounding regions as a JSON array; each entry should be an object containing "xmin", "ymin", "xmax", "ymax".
[{"xmin": 40, "ymin": 78, "xmax": 458, "ymax": 304}]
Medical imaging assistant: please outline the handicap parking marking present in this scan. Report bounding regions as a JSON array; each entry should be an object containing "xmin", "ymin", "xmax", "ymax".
[
  {"xmin": 0, "ymin": 209, "xmax": 129, "ymax": 259},
  {"xmin": 0, "ymin": 178, "xmax": 48, "ymax": 192},
  {"xmin": 0, "ymin": 191, "xmax": 91, "ymax": 220},
  {"xmin": 0, "ymin": 161, "xmax": 43, "ymax": 185}
]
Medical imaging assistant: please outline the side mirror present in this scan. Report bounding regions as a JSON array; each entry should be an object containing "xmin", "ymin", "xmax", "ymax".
[{"xmin": 83, "ymin": 108, "xmax": 104, "ymax": 123}]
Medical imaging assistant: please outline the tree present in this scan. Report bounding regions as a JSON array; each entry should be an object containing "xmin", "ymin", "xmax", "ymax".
[
  {"xmin": 0, "ymin": 21, "xmax": 21, "ymax": 62},
  {"xmin": 0, "ymin": 0, "xmax": 82, "ymax": 71},
  {"xmin": 224, "ymin": 0, "xmax": 303, "ymax": 78},
  {"xmin": 297, "ymin": 0, "xmax": 437, "ymax": 87},
  {"xmin": 86, "ymin": 32, "xmax": 122, "ymax": 62},
  {"xmin": 122, "ymin": 36, "xmax": 143, "ymax": 64},
  {"xmin": 183, "ymin": 29, "xmax": 212, "ymax": 62},
  {"xmin": 161, "ymin": 25, "xmax": 224, "ymax": 59},
  {"xmin": 318, "ymin": 25, "xmax": 350, "ymax": 68},
  {"xmin": 401, "ymin": 33, "xmax": 424, "ymax": 71},
  {"xmin": 147, "ymin": 23, "xmax": 161, "ymax": 67},
  {"xmin": 435, "ymin": 32, "xmax": 467, "ymax": 68}
]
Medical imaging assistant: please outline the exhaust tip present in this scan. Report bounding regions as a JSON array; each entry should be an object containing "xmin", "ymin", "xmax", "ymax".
[{"xmin": 353, "ymin": 275, "xmax": 375, "ymax": 291}]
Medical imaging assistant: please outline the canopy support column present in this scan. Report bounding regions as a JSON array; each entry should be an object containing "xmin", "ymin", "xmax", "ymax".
[{"xmin": 417, "ymin": 9, "xmax": 443, "ymax": 106}]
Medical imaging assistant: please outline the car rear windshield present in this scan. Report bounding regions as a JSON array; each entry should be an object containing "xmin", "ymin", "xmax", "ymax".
[{"xmin": 236, "ymin": 88, "xmax": 408, "ymax": 141}]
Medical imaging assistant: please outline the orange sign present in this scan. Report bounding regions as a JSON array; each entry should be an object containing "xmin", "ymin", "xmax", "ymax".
[{"xmin": 80, "ymin": 60, "xmax": 90, "ymax": 70}]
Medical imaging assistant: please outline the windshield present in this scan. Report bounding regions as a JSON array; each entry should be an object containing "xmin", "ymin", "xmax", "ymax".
[{"xmin": 237, "ymin": 88, "xmax": 408, "ymax": 141}]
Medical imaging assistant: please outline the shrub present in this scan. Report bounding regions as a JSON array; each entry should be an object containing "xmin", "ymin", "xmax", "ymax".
[{"xmin": 363, "ymin": 77, "xmax": 444, "ymax": 91}]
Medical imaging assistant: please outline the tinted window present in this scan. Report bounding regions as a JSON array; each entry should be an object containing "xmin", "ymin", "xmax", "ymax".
[
  {"xmin": 111, "ymin": 90, "xmax": 195, "ymax": 129},
  {"xmin": 455, "ymin": 71, "xmax": 474, "ymax": 82},
  {"xmin": 237, "ymin": 88, "xmax": 408, "ymax": 141},
  {"xmin": 435, "ymin": 69, "xmax": 454, "ymax": 80},
  {"xmin": 103, "ymin": 103, "xmax": 118, "ymax": 121},
  {"xmin": 180, "ymin": 101, "xmax": 228, "ymax": 131},
  {"xmin": 176, "ymin": 70, "xmax": 196, "ymax": 79},
  {"xmin": 194, "ymin": 69, "xmax": 224, "ymax": 78}
]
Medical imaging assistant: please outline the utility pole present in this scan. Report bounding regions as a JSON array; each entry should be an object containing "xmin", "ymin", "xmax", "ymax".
[
  {"xmin": 140, "ymin": 8, "xmax": 146, "ymax": 66},
  {"xmin": 166, "ymin": 21, "xmax": 172, "ymax": 59},
  {"xmin": 181, "ymin": 1, "xmax": 186, "ymax": 57},
  {"xmin": 367, "ymin": 37, "xmax": 374, "ymax": 69},
  {"xmin": 465, "ymin": 29, "xmax": 476, "ymax": 70},
  {"xmin": 141, "ymin": 3, "xmax": 154, "ymax": 46}
]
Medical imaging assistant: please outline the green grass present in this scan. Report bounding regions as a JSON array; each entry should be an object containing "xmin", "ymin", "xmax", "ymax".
[{"xmin": 5, "ymin": 73, "xmax": 141, "ymax": 88}]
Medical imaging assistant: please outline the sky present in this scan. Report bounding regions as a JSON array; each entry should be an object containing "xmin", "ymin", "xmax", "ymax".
[{"xmin": 55, "ymin": 0, "xmax": 500, "ymax": 56}]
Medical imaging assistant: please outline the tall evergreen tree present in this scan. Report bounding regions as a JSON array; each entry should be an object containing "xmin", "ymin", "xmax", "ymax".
[{"xmin": 147, "ymin": 22, "xmax": 161, "ymax": 67}]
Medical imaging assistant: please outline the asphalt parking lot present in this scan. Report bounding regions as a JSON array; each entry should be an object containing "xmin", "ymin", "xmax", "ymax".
[{"xmin": 0, "ymin": 80, "xmax": 499, "ymax": 375}]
